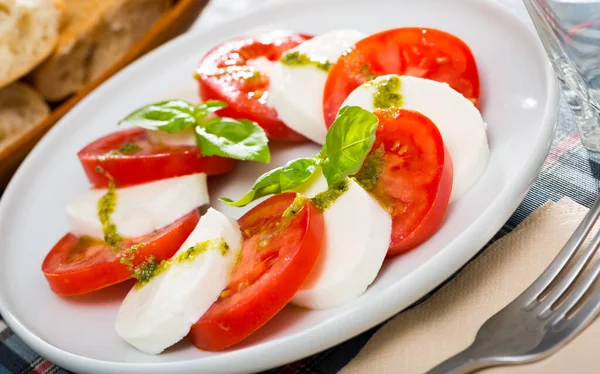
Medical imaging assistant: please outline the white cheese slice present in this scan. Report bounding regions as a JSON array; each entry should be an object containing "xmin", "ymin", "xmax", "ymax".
[
  {"xmin": 292, "ymin": 170, "xmax": 391, "ymax": 309},
  {"xmin": 268, "ymin": 29, "xmax": 365, "ymax": 144},
  {"xmin": 115, "ymin": 208, "xmax": 242, "ymax": 354},
  {"xmin": 66, "ymin": 173, "xmax": 209, "ymax": 239}
]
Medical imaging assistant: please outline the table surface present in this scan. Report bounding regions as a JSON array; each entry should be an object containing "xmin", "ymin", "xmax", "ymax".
[{"xmin": 2, "ymin": 0, "xmax": 598, "ymax": 373}]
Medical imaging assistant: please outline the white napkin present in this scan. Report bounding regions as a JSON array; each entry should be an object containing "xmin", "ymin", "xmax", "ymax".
[{"xmin": 342, "ymin": 198, "xmax": 600, "ymax": 374}]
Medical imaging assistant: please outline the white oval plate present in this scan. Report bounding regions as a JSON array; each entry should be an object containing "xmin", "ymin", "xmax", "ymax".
[{"xmin": 0, "ymin": 0, "xmax": 558, "ymax": 373}]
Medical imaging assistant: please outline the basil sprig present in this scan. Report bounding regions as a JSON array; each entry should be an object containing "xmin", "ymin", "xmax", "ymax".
[
  {"xmin": 196, "ymin": 117, "xmax": 269, "ymax": 162},
  {"xmin": 220, "ymin": 158, "xmax": 318, "ymax": 207},
  {"xmin": 119, "ymin": 99, "xmax": 269, "ymax": 162},
  {"xmin": 321, "ymin": 106, "xmax": 378, "ymax": 185},
  {"xmin": 221, "ymin": 106, "xmax": 378, "ymax": 207}
]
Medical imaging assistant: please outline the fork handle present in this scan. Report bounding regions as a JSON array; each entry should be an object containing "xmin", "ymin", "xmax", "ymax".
[{"xmin": 426, "ymin": 345, "xmax": 497, "ymax": 374}]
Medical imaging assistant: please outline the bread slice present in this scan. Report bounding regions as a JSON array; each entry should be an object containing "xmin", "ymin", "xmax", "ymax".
[
  {"xmin": 0, "ymin": 82, "xmax": 50, "ymax": 153},
  {"xmin": 30, "ymin": 0, "xmax": 173, "ymax": 102},
  {"xmin": 0, "ymin": 0, "xmax": 62, "ymax": 88}
]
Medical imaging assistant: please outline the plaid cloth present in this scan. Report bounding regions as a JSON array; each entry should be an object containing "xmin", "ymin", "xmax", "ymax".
[{"xmin": 1, "ymin": 2, "xmax": 598, "ymax": 373}]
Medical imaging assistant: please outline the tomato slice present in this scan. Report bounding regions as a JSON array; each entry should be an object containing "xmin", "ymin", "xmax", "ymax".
[
  {"xmin": 42, "ymin": 210, "xmax": 200, "ymax": 295},
  {"xmin": 189, "ymin": 193, "xmax": 324, "ymax": 350},
  {"xmin": 196, "ymin": 31, "xmax": 312, "ymax": 141},
  {"xmin": 78, "ymin": 128, "xmax": 236, "ymax": 188},
  {"xmin": 323, "ymin": 27, "xmax": 481, "ymax": 127},
  {"xmin": 358, "ymin": 109, "xmax": 453, "ymax": 256}
]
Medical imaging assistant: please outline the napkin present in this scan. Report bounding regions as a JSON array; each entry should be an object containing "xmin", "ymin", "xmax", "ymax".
[{"xmin": 342, "ymin": 198, "xmax": 599, "ymax": 374}]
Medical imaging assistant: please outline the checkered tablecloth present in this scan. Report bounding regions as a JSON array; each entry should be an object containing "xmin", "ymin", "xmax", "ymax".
[{"xmin": 1, "ymin": 1, "xmax": 598, "ymax": 373}]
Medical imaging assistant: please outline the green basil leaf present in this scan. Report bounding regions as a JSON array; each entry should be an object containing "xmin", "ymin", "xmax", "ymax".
[
  {"xmin": 321, "ymin": 105, "xmax": 379, "ymax": 186},
  {"xmin": 203, "ymin": 100, "xmax": 228, "ymax": 112},
  {"xmin": 195, "ymin": 117, "xmax": 270, "ymax": 162},
  {"xmin": 220, "ymin": 157, "xmax": 318, "ymax": 207},
  {"xmin": 119, "ymin": 100, "xmax": 197, "ymax": 133},
  {"xmin": 220, "ymin": 169, "xmax": 282, "ymax": 207},
  {"xmin": 280, "ymin": 158, "xmax": 319, "ymax": 190},
  {"xmin": 193, "ymin": 100, "xmax": 228, "ymax": 122}
]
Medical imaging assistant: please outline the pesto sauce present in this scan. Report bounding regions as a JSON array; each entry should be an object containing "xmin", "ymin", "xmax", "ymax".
[
  {"xmin": 119, "ymin": 242, "xmax": 147, "ymax": 270},
  {"xmin": 355, "ymin": 146, "xmax": 385, "ymax": 191},
  {"xmin": 97, "ymin": 181, "xmax": 122, "ymax": 249},
  {"xmin": 68, "ymin": 236, "xmax": 104, "ymax": 263},
  {"xmin": 312, "ymin": 179, "xmax": 349, "ymax": 210},
  {"xmin": 360, "ymin": 64, "xmax": 379, "ymax": 81},
  {"xmin": 280, "ymin": 51, "xmax": 332, "ymax": 72},
  {"xmin": 251, "ymin": 194, "xmax": 307, "ymax": 250},
  {"xmin": 244, "ymin": 70, "xmax": 262, "ymax": 81},
  {"xmin": 134, "ymin": 238, "xmax": 229, "ymax": 289},
  {"xmin": 133, "ymin": 256, "xmax": 163, "ymax": 287},
  {"xmin": 176, "ymin": 238, "xmax": 229, "ymax": 262},
  {"xmin": 372, "ymin": 76, "xmax": 403, "ymax": 109},
  {"xmin": 205, "ymin": 66, "xmax": 262, "ymax": 81},
  {"xmin": 118, "ymin": 142, "xmax": 143, "ymax": 155},
  {"xmin": 282, "ymin": 194, "xmax": 308, "ymax": 219}
]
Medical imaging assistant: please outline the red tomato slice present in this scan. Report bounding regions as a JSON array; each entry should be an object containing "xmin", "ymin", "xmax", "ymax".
[
  {"xmin": 323, "ymin": 27, "xmax": 481, "ymax": 127},
  {"xmin": 359, "ymin": 109, "xmax": 453, "ymax": 256},
  {"xmin": 189, "ymin": 193, "xmax": 324, "ymax": 350},
  {"xmin": 196, "ymin": 31, "xmax": 312, "ymax": 141},
  {"xmin": 78, "ymin": 128, "xmax": 236, "ymax": 188},
  {"xmin": 42, "ymin": 210, "xmax": 200, "ymax": 295}
]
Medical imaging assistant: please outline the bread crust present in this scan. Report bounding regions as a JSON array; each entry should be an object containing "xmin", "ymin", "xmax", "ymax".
[
  {"xmin": 0, "ymin": 82, "xmax": 50, "ymax": 152},
  {"xmin": 30, "ymin": 0, "xmax": 173, "ymax": 102},
  {"xmin": 0, "ymin": 0, "xmax": 63, "ymax": 88}
]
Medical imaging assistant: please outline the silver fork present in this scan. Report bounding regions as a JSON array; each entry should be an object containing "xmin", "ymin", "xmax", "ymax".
[{"xmin": 427, "ymin": 197, "xmax": 600, "ymax": 374}]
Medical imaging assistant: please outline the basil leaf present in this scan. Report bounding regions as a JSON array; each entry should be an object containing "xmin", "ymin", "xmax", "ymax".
[
  {"xmin": 220, "ymin": 169, "xmax": 282, "ymax": 207},
  {"xmin": 193, "ymin": 100, "xmax": 228, "ymax": 122},
  {"xmin": 203, "ymin": 100, "xmax": 228, "ymax": 112},
  {"xmin": 280, "ymin": 158, "xmax": 319, "ymax": 190},
  {"xmin": 221, "ymin": 157, "xmax": 318, "ymax": 207},
  {"xmin": 321, "ymin": 106, "xmax": 379, "ymax": 186},
  {"xmin": 195, "ymin": 117, "xmax": 270, "ymax": 162},
  {"xmin": 120, "ymin": 100, "xmax": 197, "ymax": 133}
]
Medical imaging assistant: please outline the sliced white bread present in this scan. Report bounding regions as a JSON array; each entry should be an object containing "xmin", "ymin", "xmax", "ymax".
[
  {"xmin": 30, "ymin": 0, "xmax": 173, "ymax": 102},
  {"xmin": 0, "ymin": 0, "xmax": 62, "ymax": 88},
  {"xmin": 0, "ymin": 82, "xmax": 50, "ymax": 152}
]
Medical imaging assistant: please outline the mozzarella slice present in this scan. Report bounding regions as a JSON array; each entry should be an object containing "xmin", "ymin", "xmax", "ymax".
[
  {"xmin": 66, "ymin": 173, "xmax": 209, "ymax": 239},
  {"xmin": 292, "ymin": 170, "xmax": 391, "ymax": 309},
  {"xmin": 341, "ymin": 74, "xmax": 490, "ymax": 202},
  {"xmin": 115, "ymin": 208, "xmax": 242, "ymax": 354},
  {"xmin": 268, "ymin": 29, "xmax": 365, "ymax": 144},
  {"xmin": 146, "ymin": 128, "xmax": 196, "ymax": 147}
]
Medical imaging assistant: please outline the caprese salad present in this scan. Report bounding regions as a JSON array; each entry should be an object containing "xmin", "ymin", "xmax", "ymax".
[{"xmin": 41, "ymin": 26, "xmax": 489, "ymax": 354}]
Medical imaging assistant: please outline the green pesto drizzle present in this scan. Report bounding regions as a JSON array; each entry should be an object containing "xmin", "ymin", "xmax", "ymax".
[
  {"xmin": 101, "ymin": 142, "xmax": 143, "ymax": 160},
  {"xmin": 360, "ymin": 64, "xmax": 379, "ymax": 81},
  {"xmin": 355, "ymin": 146, "xmax": 385, "ymax": 191},
  {"xmin": 282, "ymin": 194, "xmax": 308, "ymax": 219},
  {"xmin": 280, "ymin": 51, "xmax": 332, "ymax": 72},
  {"xmin": 133, "ymin": 238, "xmax": 229, "ymax": 289},
  {"xmin": 67, "ymin": 236, "xmax": 104, "ymax": 263},
  {"xmin": 244, "ymin": 70, "xmax": 262, "ymax": 81},
  {"xmin": 118, "ymin": 142, "xmax": 142, "ymax": 155},
  {"xmin": 372, "ymin": 76, "xmax": 403, "ymax": 109},
  {"xmin": 251, "ymin": 194, "xmax": 307, "ymax": 250},
  {"xmin": 132, "ymin": 256, "xmax": 161, "ymax": 287},
  {"xmin": 177, "ymin": 238, "xmax": 229, "ymax": 262},
  {"xmin": 312, "ymin": 179, "xmax": 349, "ymax": 211},
  {"xmin": 119, "ymin": 242, "xmax": 147, "ymax": 270},
  {"xmin": 97, "ymin": 181, "xmax": 122, "ymax": 249}
]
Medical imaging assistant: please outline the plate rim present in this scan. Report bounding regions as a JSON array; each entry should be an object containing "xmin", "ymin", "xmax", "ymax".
[{"xmin": 0, "ymin": 0, "xmax": 559, "ymax": 373}]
